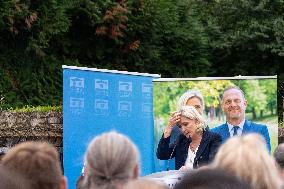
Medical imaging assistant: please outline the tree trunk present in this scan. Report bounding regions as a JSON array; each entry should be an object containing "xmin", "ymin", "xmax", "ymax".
[{"xmin": 252, "ymin": 107, "xmax": 257, "ymax": 120}]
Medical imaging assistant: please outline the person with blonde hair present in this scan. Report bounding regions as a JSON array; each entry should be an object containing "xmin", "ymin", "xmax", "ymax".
[
  {"xmin": 176, "ymin": 90, "xmax": 205, "ymax": 114},
  {"xmin": 164, "ymin": 90, "xmax": 206, "ymax": 141},
  {"xmin": 157, "ymin": 105, "xmax": 222, "ymax": 170},
  {"xmin": 211, "ymin": 133, "xmax": 283, "ymax": 189},
  {"xmin": 82, "ymin": 131, "xmax": 140, "ymax": 189},
  {"xmin": 1, "ymin": 141, "xmax": 67, "ymax": 189},
  {"xmin": 123, "ymin": 178, "xmax": 167, "ymax": 189}
]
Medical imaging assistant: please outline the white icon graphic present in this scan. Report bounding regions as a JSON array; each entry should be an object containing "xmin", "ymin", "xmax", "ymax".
[
  {"xmin": 118, "ymin": 101, "xmax": 132, "ymax": 117},
  {"xmin": 141, "ymin": 103, "xmax": 152, "ymax": 118},
  {"xmin": 94, "ymin": 99, "xmax": 109, "ymax": 116},
  {"xmin": 70, "ymin": 77, "xmax": 84, "ymax": 93},
  {"xmin": 70, "ymin": 97, "xmax": 84, "ymax": 108},
  {"xmin": 119, "ymin": 81, "xmax": 132, "ymax": 97},
  {"xmin": 142, "ymin": 83, "xmax": 152, "ymax": 98},
  {"xmin": 142, "ymin": 103, "xmax": 152, "ymax": 113},
  {"xmin": 70, "ymin": 97, "xmax": 84, "ymax": 115},
  {"xmin": 95, "ymin": 79, "xmax": 109, "ymax": 97}
]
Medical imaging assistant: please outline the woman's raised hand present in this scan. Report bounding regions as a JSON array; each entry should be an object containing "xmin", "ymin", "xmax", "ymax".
[{"xmin": 163, "ymin": 111, "xmax": 181, "ymax": 138}]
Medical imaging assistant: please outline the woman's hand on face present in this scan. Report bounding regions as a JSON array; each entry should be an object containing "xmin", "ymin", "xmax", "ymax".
[{"xmin": 163, "ymin": 111, "xmax": 181, "ymax": 138}]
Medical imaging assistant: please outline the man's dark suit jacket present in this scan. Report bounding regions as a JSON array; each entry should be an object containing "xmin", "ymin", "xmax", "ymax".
[
  {"xmin": 156, "ymin": 129, "xmax": 222, "ymax": 170},
  {"xmin": 211, "ymin": 120, "xmax": 271, "ymax": 152}
]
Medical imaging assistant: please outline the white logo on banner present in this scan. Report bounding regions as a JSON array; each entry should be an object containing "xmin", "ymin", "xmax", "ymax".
[
  {"xmin": 119, "ymin": 81, "xmax": 132, "ymax": 97},
  {"xmin": 95, "ymin": 79, "xmax": 109, "ymax": 97},
  {"xmin": 142, "ymin": 83, "xmax": 152, "ymax": 98},
  {"xmin": 118, "ymin": 101, "xmax": 132, "ymax": 117},
  {"xmin": 142, "ymin": 103, "xmax": 152, "ymax": 117},
  {"xmin": 70, "ymin": 97, "xmax": 84, "ymax": 115},
  {"xmin": 94, "ymin": 99, "xmax": 109, "ymax": 116},
  {"xmin": 70, "ymin": 77, "xmax": 84, "ymax": 94}
]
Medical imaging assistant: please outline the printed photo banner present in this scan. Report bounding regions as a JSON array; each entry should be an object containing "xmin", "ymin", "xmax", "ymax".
[{"xmin": 153, "ymin": 76, "xmax": 278, "ymax": 172}]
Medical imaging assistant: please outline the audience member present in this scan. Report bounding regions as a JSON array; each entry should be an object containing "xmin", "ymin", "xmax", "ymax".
[
  {"xmin": 211, "ymin": 134, "xmax": 282, "ymax": 189},
  {"xmin": 76, "ymin": 175, "xmax": 84, "ymax": 189},
  {"xmin": 1, "ymin": 141, "xmax": 67, "ymax": 189},
  {"xmin": 174, "ymin": 167, "xmax": 251, "ymax": 189},
  {"xmin": 0, "ymin": 165, "xmax": 30, "ymax": 189},
  {"xmin": 123, "ymin": 178, "xmax": 167, "ymax": 189},
  {"xmin": 274, "ymin": 143, "xmax": 284, "ymax": 181},
  {"xmin": 82, "ymin": 131, "xmax": 140, "ymax": 189}
]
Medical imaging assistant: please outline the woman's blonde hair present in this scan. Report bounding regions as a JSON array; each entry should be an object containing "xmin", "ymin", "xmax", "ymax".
[
  {"xmin": 179, "ymin": 105, "xmax": 206, "ymax": 131},
  {"xmin": 211, "ymin": 134, "xmax": 283, "ymax": 189},
  {"xmin": 177, "ymin": 90, "xmax": 204, "ymax": 111},
  {"xmin": 83, "ymin": 131, "xmax": 140, "ymax": 189},
  {"xmin": 123, "ymin": 178, "xmax": 167, "ymax": 189}
]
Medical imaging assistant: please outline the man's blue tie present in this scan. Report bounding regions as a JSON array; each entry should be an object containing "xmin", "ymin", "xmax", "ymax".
[{"xmin": 233, "ymin": 126, "xmax": 239, "ymax": 136}]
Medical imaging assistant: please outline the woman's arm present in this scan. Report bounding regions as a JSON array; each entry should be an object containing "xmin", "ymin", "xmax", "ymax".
[
  {"xmin": 156, "ymin": 134, "xmax": 176, "ymax": 160},
  {"xmin": 156, "ymin": 111, "xmax": 181, "ymax": 159}
]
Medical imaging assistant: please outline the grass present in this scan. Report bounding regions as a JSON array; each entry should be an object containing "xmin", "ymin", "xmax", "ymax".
[{"xmin": 7, "ymin": 105, "xmax": 62, "ymax": 113}]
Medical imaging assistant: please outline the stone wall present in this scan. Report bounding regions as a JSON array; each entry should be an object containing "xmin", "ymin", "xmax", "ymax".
[{"xmin": 0, "ymin": 111, "xmax": 62, "ymax": 158}]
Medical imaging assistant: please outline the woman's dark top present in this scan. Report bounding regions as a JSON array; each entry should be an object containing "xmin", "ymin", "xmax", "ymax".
[{"xmin": 156, "ymin": 129, "xmax": 222, "ymax": 170}]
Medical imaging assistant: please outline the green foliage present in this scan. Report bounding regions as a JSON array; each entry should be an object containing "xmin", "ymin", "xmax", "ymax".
[
  {"xmin": 233, "ymin": 79, "xmax": 277, "ymax": 119},
  {"xmin": 0, "ymin": 0, "xmax": 70, "ymax": 56},
  {"xmin": 9, "ymin": 105, "xmax": 62, "ymax": 112},
  {"xmin": 0, "ymin": 54, "xmax": 64, "ymax": 109},
  {"xmin": 0, "ymin": 0, "xmax": 73, "ymax": 110},
  {"xmin": 0, "ymin": 0, "xmax": 283, "ymax": 110},
  {"xmin": 201, "ymin": 0, "xmax": 284, "ymax": 76},
  {"xmin": 55, "ymin": 0, "xmax": 210, "ymax": 77},
  {"xmin": 153, "ymin": 80, "xmax": 235, "ymax": 119},
  {"xmin": 154, "ymin": 79, "xmax": 277, "ymax": 121}
]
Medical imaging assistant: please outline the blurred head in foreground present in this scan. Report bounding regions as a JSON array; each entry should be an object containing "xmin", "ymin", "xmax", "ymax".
[
  {"xmin": 83, "ymin": 131, "xmax": 140, "ymax": 189},
  {"xmin": 212, "ymin": 134, "xmax": 282, "ymax": 189},
  {"xmin": 1, "ymin": 141, "xmax": 66, "ymax": 189},
  {"xmin": 174, "ymin": 167, "xmax": 251, "ymax": 189}
]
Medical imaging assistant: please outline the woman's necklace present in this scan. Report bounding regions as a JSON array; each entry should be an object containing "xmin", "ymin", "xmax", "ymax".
[
  {"xmin": 189, "ymin": 144, "xmax": 196, "ymax": 153},
  {"xmin": 190, "ymin": 134, "xmax": 202, "ymax": 153}
]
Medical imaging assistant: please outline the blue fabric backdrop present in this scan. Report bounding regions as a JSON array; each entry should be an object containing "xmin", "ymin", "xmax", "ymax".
[{"xmin": 63, "ymin": 66, "xmax": 159, "ymax": 189}]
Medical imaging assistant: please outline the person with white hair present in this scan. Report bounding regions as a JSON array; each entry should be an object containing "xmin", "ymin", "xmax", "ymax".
[
  {"xmin": 157, "ymin": 105, "xmax": 222, "ymax": 170},
  {"xmin": 82, "ymin": 131, "xmax": 140, "ymax": 189}
]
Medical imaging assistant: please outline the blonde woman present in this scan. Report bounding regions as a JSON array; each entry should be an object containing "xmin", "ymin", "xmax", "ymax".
[
  {"xmin": 163, "ymin": 90, "xmax": 206, "ymax": 141},
  {"xmin": 211, "ymin": 134, "xmax": 283, "ymax": 189},
  {"xmin": 123, "ymin": 178, "xmax": 167, "ymax": 189},
  {"xmin": 82, "ymin": 131, "xmax": 140, "ymax": 189},
  {"xmin": 157, "ymin": 106, "xmax": 222, "ymax": 170}
]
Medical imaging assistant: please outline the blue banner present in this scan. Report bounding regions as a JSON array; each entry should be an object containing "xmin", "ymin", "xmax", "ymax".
[{"xmin": 63, "ymin": 66, "xmax": 160, "ymax": 189}]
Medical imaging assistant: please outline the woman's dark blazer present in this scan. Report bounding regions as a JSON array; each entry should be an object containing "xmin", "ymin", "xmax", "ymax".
[{"xmin": 156, "ymin": 129, "xmax": 222, "ymax": 170}]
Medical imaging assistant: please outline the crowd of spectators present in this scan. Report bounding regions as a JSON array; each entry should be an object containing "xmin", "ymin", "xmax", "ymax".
[{"xmin": 1, "ymin": 130, "xmax": 284, "ymax": 189}]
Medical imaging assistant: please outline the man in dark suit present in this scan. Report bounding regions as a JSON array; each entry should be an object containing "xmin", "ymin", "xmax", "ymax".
[{"xmin": 211, "ymin": 86, "xmax": 271, "ymax": 152}]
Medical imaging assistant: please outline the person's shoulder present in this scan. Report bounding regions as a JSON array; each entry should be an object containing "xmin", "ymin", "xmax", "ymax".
[
  {"xmin": 210, "ymin": 123, "xmax": 226, "ymax": 132},
  {"xmin": 211, "ymin": 130, "xmax": 222, "ymax": 139},
  {"xmin": 246, "ymin": 120, "xmax": 268, "ymax": 128},
  {"xmin": 205, "ymin": 130, "xmax": 222, "ymax": 141}
]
